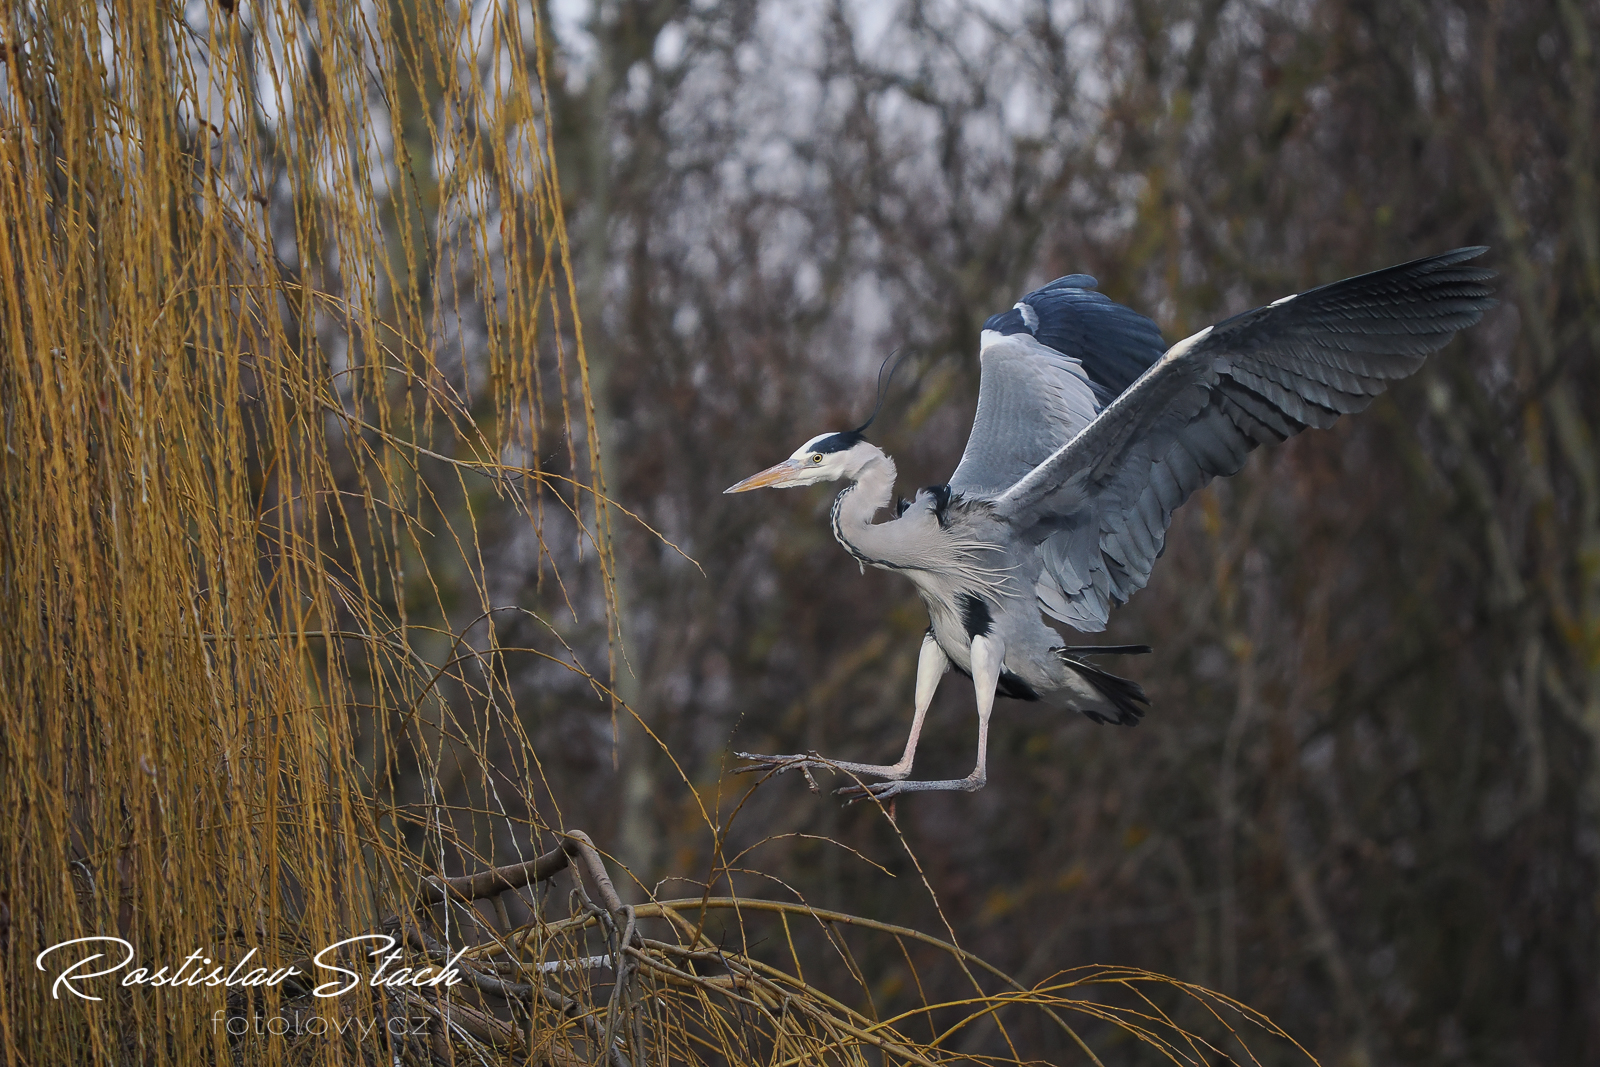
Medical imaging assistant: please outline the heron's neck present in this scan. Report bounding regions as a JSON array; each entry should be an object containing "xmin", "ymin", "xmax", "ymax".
[{"xmin": 830, "ymin": 450, "xmax": 905, "ymax": 568}]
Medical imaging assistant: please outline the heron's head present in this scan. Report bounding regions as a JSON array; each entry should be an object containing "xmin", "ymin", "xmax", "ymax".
[{"xmin": 723, "ymin": 431, "xmax": 883, "ymax": 493}]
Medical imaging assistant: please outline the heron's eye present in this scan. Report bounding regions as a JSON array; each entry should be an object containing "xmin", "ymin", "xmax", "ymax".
[{"xmin": 811, "ymin": 454, "xmax": 823, "ymax": 464}]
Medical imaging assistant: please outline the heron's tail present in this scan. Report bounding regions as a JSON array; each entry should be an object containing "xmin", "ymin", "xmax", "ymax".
[
  {"xmin": 1055, "ymin": 648, "xmax": 1150, "ymax": 726},
  {"xmin": 1059, "ymin": 643, "xmax": 1153, "ymax": 657}
]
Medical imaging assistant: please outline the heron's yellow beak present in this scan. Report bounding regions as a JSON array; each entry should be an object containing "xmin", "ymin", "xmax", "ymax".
[{"xmin": 724, "ymin": 458, "xmax": 806, "ymax": 493}]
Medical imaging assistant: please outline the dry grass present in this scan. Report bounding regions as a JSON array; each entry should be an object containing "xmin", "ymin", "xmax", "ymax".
[{"xmin": 0, "ymin": 1, "xmax": 1314, "ymax": 1063}]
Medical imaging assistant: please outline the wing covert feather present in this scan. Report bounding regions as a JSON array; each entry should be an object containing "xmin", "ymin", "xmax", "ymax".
[
  {"xmin": 949, "ymin": 279, "xmax": 1165, "ymax": 496},
  {"xmin": 1003, "ymin": 247, "xmax": 1497, "ymax": 631}
]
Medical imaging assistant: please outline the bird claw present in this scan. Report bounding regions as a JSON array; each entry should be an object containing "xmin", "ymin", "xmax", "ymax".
[
  {"xmin": 734, "ymin": 753, "xmax": 907, "ymax": 798},
  {"xmin": 835, "ymin": 779, "xmax": 907, "ymax": 805},
  {"xmin": 732, "ymin": 752, "xmax": 822, "ymax": 775},
  {"xmin": 739, "ymin": 758, "xmax": 825, "ymax": 793},
  {"xmin": 836, "ymin": 774, "xmax": 986, "ymax": 804},
  {"xmin": 734, "ymin": 752, "xmax": 821, "ymax": 791}
]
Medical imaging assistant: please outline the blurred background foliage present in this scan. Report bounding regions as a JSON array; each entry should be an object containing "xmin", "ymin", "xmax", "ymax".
[
  {"xmin": 542, "ymin": 0, "xmax": 1600, "ymax": 1064},
  {"xmin": 3, "ymin": 0, "xmax": 1597, "ymax": 1063}
]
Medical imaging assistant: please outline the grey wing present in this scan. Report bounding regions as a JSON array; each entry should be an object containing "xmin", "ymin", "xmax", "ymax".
[
  {"xmin": 948, "ymin": 278, "xmax": 1165, "ymax": 497},
  {"xmin": 998, "ymin": 247, "xmax": 1497, "ymax": 631}
]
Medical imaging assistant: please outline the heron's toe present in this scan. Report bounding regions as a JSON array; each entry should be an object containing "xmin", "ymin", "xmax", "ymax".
[
  {"xmin": 836, "ymin": 780, "xmax": 905, "ymax": 806},
  {"xmin": 731, "ymin": 752, "xmax": 811, "ymax": 774}
]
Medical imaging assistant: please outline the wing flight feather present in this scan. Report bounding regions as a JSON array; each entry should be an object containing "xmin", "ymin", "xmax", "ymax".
[{"xmin": 997, "ymin": 247, "xmax": 1497, "ymax": 631}]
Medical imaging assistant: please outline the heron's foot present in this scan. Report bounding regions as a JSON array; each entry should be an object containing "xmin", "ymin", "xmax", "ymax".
[
  {"xmin": 730, "ymin": 753, "xmax": 829, "ymax": 793},
  {"xmin": 836, "ymin": 772, "xmax": 986, "ymax": 805},
  {"xmin": 733, "ymin": 752, "xmax": 911, "ymax": 780},
  {"xmin": 732, "ymin": 752, "xmax": 815, "ymax": 773}
]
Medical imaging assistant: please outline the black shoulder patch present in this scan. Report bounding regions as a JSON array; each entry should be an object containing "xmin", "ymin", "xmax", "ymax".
[
  {"xmin": 958, "ymin": 593, "xmax": 993, "ymax": 638},
  {"xmin": 924, "ymin": 483, "xmax": 952, "ymax": 526}
]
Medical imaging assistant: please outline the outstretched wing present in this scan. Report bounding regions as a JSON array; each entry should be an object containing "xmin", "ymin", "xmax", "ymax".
[
  {"xmin": 996, "ymin": 247, "xmax": 1497, "ymax": 631},
  {"xmin": 948, "ymin": 277, "xmax": 1166, "ymax": 496}
]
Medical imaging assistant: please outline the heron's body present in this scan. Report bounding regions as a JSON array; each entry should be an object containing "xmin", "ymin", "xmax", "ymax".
[
  {"xmin": 727, "ymin": 250, "xmax": 1498, "ymax": 800},
  {"xmin": 832, "ymin": 460, "xmax": 1136, "ymax": 720}
]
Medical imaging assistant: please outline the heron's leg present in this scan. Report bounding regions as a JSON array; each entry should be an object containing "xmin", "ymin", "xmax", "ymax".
[
  {"xmin": 838, "ymin": 633, "xmax": 1003, "ymax": 802},
  {"xmin": 735, "ymin": 633, "xmax": 950, "ymax": 781},
  {"xmin": 878, "ymin": 631, "xmax": 948, "ymax": 777}
]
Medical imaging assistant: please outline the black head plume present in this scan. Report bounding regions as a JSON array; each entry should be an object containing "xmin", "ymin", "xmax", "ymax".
[{"xmin": 852, "ymin": 348, "xmax": 912, "ymax": 435}]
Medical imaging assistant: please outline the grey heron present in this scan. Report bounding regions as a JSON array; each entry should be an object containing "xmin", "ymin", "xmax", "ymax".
[{"xmin": 725, "ymin": 248, "xmax": 1496, "ymax": 801}]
